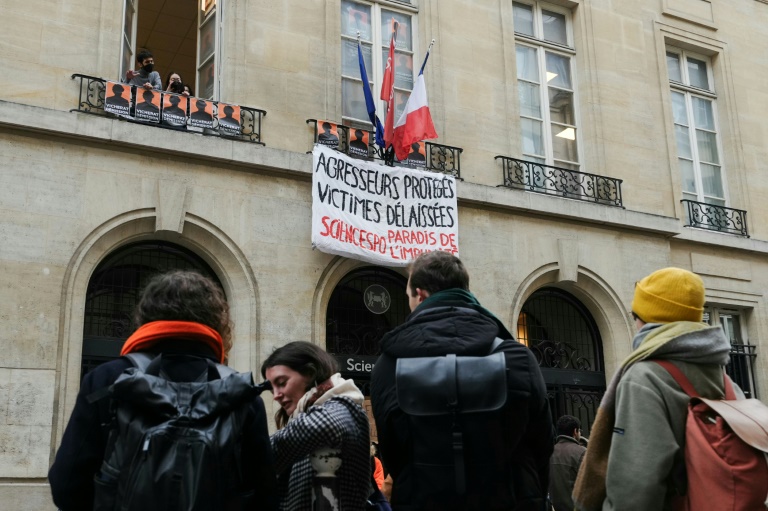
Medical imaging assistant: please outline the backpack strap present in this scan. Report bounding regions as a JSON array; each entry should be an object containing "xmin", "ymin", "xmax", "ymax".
[
  {"xmin": 489, "ymin": 337, "xmax": 505, "ymax": 354},
  {"xmin": 655, "ymin": 360, "xmax": 736, "ymax": 401}
]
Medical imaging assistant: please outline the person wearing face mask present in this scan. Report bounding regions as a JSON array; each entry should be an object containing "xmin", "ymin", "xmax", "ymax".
[
  {"xmin": 262, "ymin": 341, "xmax": 371, "ymax": 511},
  {"xmin": 124, "ymin": 50, "xmax": 162, "ymax": 91}
]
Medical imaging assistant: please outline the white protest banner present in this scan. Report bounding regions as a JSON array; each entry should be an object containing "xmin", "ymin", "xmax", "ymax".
[{"xmin": 312, "ymin": 144, "xmax": 458, "ymax": 266}]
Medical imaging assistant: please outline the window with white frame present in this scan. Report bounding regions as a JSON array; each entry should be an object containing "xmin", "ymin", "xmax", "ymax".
[
  {"xmin": 341, "ymin": 0, "xmax": 416, "ymax": 126},
  {"xmin": 704, "ymin": 308, "xmax": 758, "ymax": 398},
  {"xmin": 513, "ymin": 1, "xmax": 579, "ymax": 170},
  {"xmin": 667, "ymin": 49, "xmax": 725, "ymax": 206}
]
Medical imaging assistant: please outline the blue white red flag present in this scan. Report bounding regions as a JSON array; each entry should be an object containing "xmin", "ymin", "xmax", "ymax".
[{"xmin": 392, "ymin": 49, "xmax": 437, "ymax": 161}]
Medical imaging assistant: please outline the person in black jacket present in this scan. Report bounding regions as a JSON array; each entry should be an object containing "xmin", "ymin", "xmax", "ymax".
[
  {"xmin": 370, "ymin": 251, "xmax": 554, "ymax": 511},
  {"xmin": 48, "ymin": 270, "xmax": 278, "ymax": 511}
]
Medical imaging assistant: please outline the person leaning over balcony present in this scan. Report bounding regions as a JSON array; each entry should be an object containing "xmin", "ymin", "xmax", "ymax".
[
  {"xmin": 572, "ymin": 267, "xmax": 735, "ymax": 511},
  {"xmin": 262, "ymin": 341, "xmax": 371, "ymax": 511},
  {"xmin": 124, "ymin": 49, "xmax": 162, "ymax": 90}
]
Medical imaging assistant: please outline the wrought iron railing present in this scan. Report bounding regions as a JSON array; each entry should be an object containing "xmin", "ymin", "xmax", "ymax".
[
  {"xmin": 495, "ymin": 156, "xmax": 623, "ymax": 207},
  {"xmin": 71, "ymin": 74, "xmax": 267, "ymax": 145},
  {"xmin": 307, "ymin": 119, "xmax": 462, "ymax": 177},
  {"xmin": 727, "ymin": 343, "xmax": 758, "ymax": 399},
  {"xmin": 681, "ymin": 199, "xmax": 748, "ymax": 237},
  {"xmin": 425, "ymin": 142, "xmax": 462, "ymax": 178}
]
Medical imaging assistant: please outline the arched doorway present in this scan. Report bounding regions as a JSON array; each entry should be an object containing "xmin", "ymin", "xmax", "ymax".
[
  {"xmin": 81, "ymin": 241, "xmax": 222, "ymax": 379},
  {"xmin": 517, "ymin": 288, "xmax": 606, "ymax": 435},
  {"xmin": 325, "ymin": 267, "xmax": 409, "ymax": 395}
]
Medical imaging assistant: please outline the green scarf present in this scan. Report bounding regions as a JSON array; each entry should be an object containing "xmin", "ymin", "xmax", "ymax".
[{"xmin": 414, "ymin": 288, "xmax": 511, "ymax": 337}]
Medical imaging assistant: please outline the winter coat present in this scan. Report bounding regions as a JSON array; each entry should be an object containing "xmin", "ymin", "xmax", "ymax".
[
  {"xmin": 549, "ymin": 436, "xmax": 586, "ymax": 511},
  {"xmin": 270, "ymin": 396, "xmax": 371, "ymax": 511},
  {"xmin": 48, "ymin": 340, "xmax": 278, "ymax": 511},
  {"xmin": 370, "ymin": 290, "xmax": 554, "ymax": 511},
  {"xmin": 601, "ymin": 323, "xmax": 736, "ymax": 511}
]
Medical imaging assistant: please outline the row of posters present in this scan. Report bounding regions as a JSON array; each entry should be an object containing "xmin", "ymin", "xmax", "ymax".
[
  {"xmin": 103, "ymin": 81, "xmax": 241, "ymax": 136},
  {"xmin": 315, "ymin": 120, "xmax": 427, "ymax": 167}
]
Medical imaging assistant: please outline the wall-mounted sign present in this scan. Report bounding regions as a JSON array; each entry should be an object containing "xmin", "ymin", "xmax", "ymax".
[{"xmin": 364, "ymin": 284, "xmax": 391, "ymax": 314}]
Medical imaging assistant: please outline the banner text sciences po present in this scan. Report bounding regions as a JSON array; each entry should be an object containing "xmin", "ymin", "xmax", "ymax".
[{"xmin": 311, "ymin": 144, "xmax": 458, "ymax": 266}]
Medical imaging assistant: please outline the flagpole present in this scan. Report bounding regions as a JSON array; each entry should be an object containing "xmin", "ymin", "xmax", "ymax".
[{"xmin": 419, "ymin": 39, "xmax": 435, "ymax": 75}]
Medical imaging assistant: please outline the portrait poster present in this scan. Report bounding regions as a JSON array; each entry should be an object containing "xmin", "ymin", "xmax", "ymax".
[
  {"xmin": 342, "ymin": 1, "xmax": 371, "ymax": 41},
  {"xmin": 347, "ymin": 129, "xmax": 370, "ymax": 159},
  {"xmin": 217, "ymin": 102, "xmax": 241, "ymax": 136},
  {"xmin": 312, "ymin": 144, "xmax": 459, "ymax": 267},
  {"xmin": 189, "ymin": 98, "xmax": 215, "ymax": 129},
  {"xmin": 317, "ymin": 120, "xmax": 340, "ymax": 149},
  {"xmin": 404, "ymin": 141, "xmax": 426, "ymax": 167},
  {"xmin": 104, "ymin": 81, "xmax": 132, "ymax": 117},
  {"xmin": 395, "ymin": 52, "xmax": 414, "ymax": 89},
  {"xmin": 161, "ymin": 93, "xmax": 189, "ymax": 127},
  {"xmin": 134, "ymin": 88, "xmax": 161, "ymax": 123}
]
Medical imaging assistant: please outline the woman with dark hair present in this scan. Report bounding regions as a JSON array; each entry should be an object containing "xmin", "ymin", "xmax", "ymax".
[
  {"xmin": 164, "ymin": 71, "xmax": 189, "ymax": 96},
  {"xmin": 262, "ymin": 341, "xmax": 371, "ymax": 510},
  {"xmin": 49, "ymin": 270, "xmax": 278, "ymax": 511}
]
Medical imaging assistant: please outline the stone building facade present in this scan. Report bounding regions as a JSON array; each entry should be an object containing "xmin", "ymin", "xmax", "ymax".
[{"xmin": 1, "ymin": 0, "xmax": 766, "ymax": 508}]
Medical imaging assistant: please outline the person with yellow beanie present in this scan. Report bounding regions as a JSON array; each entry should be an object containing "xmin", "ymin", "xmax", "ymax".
[{"xmin": 573, "ymin": 267, "xmax": 737, "ymax": 511}]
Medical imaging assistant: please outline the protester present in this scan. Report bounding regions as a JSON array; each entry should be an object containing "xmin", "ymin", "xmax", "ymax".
[
  {"xmin": 573, "ymin": 267, "xmax": 734, "ymax": 511},
  {"xmin": 262, "ymin": 341, "xmax": 370, "ymax": 511},
  {"xmin": 370, "ymin": 251, "xmax": 554, "ymax": 510},
  {"xmin": 48, "ymin": 270, "xmax": 278, "ymax": 510},
  {"xmin": 165, "ymin": 71, "xmax": 190, "ymax": 96},
  {"xmin": 549, "ymin": 415, "xmax": 587, "ymax": 511},
  {"xmin": 124, "ymin": 49, "xmax": 162, "ymax": 90}
]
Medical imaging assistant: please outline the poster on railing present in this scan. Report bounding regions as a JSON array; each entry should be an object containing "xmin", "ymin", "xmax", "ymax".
[
  {"xmin": 347, "ymin": 129, "xmax": 369, "ymax": 159},
  {"xmin": 317, "ymin": 120, "xmax": 340, "ymax": 149},
  {"xmin": 217, "ymin": 103, "xmax": 241, "ymax": 136},
  {"xmin": 403, "ymin": 141, "xmax": 426, "ymax": 168},
  {"xmin": 189, "ymin": 98, "xmax": 215, "ymax": 129},
  {"xmin": 104, "ymin": 81, "xmax": 132, "ymax": 117},
  {"xmin": 312, "ymin": 144, "xmax": 458, "ymax": 266},
  {"xmin": 161, "ymin": 93, "xmax": 188, "ymax": 127},
  {"xmin": 134, "ymin": 88, "xmax": 161, "ymax": 123}
]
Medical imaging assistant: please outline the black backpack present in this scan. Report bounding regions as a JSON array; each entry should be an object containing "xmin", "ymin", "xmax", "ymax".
[
  {"xmin": 395, "ymin": 338, "xmax": 512, "ymax": 506},
  {"xmin": 89, "ymin": 353, "xmax": 267, "ymax": 511}
]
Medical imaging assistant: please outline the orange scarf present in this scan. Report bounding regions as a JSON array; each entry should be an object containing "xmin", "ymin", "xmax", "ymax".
[{"xmin": 120, "ymin": 320, "xmax": 225, "ymax": 363}]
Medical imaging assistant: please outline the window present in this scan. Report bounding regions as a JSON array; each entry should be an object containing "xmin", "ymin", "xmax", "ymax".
[
  {"xmin": 513, "ymin": 2, "xmax": 579, "ymax": 170},
  {"xmin": 667, "ymin": 49, "xmax": 725, "ymax": 206},
  {"xmin": 704, "ymin": 308, "xmax": 758, "ymax": 398},
  {"xmin": 119, "ymin": 0, "xmax": 220, "ymax": 99},
  {"xmin": 341, "ymin": 0, "xmax": 416, "ymax": 126}
]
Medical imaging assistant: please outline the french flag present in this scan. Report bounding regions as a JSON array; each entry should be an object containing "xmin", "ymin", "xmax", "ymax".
[{"xmin": 392, "ymin": 48, "xmax": 437, "ymax": 161}]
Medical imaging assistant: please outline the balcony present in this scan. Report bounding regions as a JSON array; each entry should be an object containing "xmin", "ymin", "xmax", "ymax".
[
  {"xmin": 307, "ymin": 118, "xmax": 462, "ymax": 178},
  {"xmin": 495, "ymin": 156, "xmax": 623, "ymax": 207},
  {"xmin": 71, "ymin": 74, "xmax": 266, "ymax": 144},
  {"xmin": 681, "ymin": 199, "xmax": 749, "ymax": 237}
]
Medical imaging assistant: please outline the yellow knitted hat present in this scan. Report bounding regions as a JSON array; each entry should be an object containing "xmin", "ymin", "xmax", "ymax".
[{"xmin": 631, "ymin": 267, "xmax": 705, "ymax": 323}]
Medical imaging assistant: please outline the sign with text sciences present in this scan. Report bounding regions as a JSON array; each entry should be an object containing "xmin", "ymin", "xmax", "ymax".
[{"xmin": 311, "ymin": 144, "xmax": 459, "ymax": 266}]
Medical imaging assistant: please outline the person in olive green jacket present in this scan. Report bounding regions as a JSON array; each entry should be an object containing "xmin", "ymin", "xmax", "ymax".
[
  {"xmin": 572, "ymin": 267, "xmax": 735, "ymax": 511},
  {"xmin": 549, "ymin": 415, "xmax": 586, "ymax": 511}
]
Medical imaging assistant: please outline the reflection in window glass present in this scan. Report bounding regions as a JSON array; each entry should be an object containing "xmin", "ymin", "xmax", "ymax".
[
  {"xmin": 199, "ymin": 59, "xmax": 215, "ymax": 99},
  {"xmin": 552, "ymin": 124, "xmax": 577, "ymax": 162},
  {"xmin": 342, "ymin": 78, "xmax": 369, "ymax": 121},
  {"xmin": 518, "ymin": 82, "xmax": 541, "ymax": 118},
  {"xmin": 516, "ymin": 45, "xmax": 539, "ymax": 82},
  {"xmin": 687, "ymin": 57, "xmax": 710, "ymax": 90},
  {"xmin": 696, "ymin": 130, "xmax": 719, "ymax": 164},
  {"xmin": 344, "ymin": 40, "xmax": 372, "ymax": 80},
  {"xmin": 381, "ymin": 10, "xmax": 412, "ymax": 51},
  {"xmin": 671, "ymin": 91, "xmax": 688, "ymax": 125},
  {"xmin": 546, "ymin": 52, "xmax": 571, "ymax": 89},
  {"xmin": 199, "ymin": 18, "xmax": 216, "ymax": 63},
  {"xmin": 542, "ymin": 10, "xmax": 567, "ymax": 45},
  {"xmin": 342, "ymin": 0, "xmax": 372, "ymax": 40},
  {"xmin": 675, "ymin": 125, "xmax": 692, "ymax": 159},
  {"xmin": 700, "ymin": 163, "xmax": 723, "ymax": 198},
  {"xmin": 513, "ymin": 2, "xmax": 535, "ymax": 37},
  {"xmin": 548, "ymin": 89, "xmax": 574, "ymax": 125},
  {"xmin": 521, "ymin": 117, "xmax": 544, "ymax": 156},
  {"xmin": 692, "ymin": 97, "xmax": 714, "ymax": 130},
  {"xmin": 666, "ymin": 52, "xmax": 681, "ymax": 82}
]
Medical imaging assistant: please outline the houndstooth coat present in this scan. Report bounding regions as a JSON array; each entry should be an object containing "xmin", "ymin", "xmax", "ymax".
[{"xmin": 271, "ymin": 396, "xmax": 371, "ymax": 510}]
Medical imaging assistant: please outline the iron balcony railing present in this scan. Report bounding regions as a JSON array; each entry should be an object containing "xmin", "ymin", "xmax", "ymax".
[
  {"xmin": 727, "ymin": 343, "xmax": 758, "ymax": 399},
  {"xmin": 307, "ymin": 118, "xmax": 462, "ymax": 178},
  {"xmin": 681, "ymin": 199, "xmax": 748, "ymax": 237},
  {"xmin": 495, "ymin": 156, "xmax": 623, "ymax": 207},
  {"xmin": 71, "ymin": 74, "xmax": 267, "ymax": 145}
]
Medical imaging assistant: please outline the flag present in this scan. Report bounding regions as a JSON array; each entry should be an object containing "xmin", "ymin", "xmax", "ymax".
[
  {"xmin": 357, "ymin": 40, "xmax": 384, "ymax": 147},
  {"xmin": 381, "ymin": 21, "xmax": 397, "ymax": 148},
  {"xmin": 392, "ymin": 50, "xmax": 437, "ymax": 161}
]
